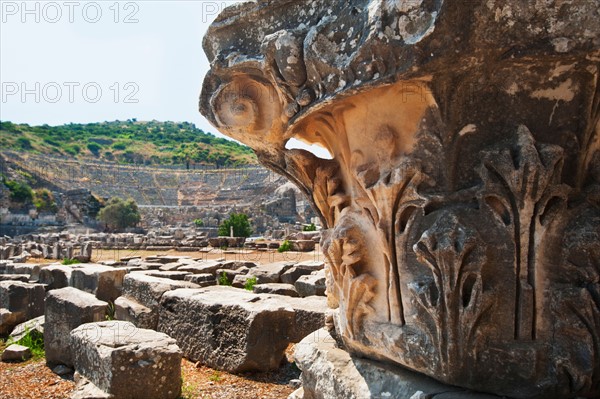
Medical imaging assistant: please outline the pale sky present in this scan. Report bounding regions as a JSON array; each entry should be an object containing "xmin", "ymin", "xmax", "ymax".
[
  {"xmin": 0, "ymin": 0, "xmax": 239, "ymax": 136},
  {"xmin": 0, "ymin": 0, "xmax": 331, "ymax": 157}
]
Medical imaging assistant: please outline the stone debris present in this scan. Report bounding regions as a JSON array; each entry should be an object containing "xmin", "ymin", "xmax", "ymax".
[
  {"xmin": 44, "ymin": 287, "xmax": 108, "ymax": 367},
  {"xmin": 70, "ymin": 321, "xmax": 182, "ymax": 399},
  {"xmin": 0, "ymin": 281, "xmax": 45, "ymax": 336},
  {"xmin": 248, "ymin": 261, "xmax": 296, "ymax": 284},
  {"xmin": 253, "ymin": 283, "xmax": 299, "ymax": 297},
  {"xmin": 8, "ymin": 315, "xmax": 44, "ymax": 342},
  {"xmin": 1, "ymin": 344, "xmax": 31, "ymax": 362},
  {"xmin": 117, "ymin": 273, "xmax": 199, "ymax": 330},
  {"xmin": 70, "ymin": 264, "xmax": 126, "ymax": 302},
  {"xmin": 158, "ymin": 286, "xmax": 328, "ymax": 372},
  {"xmin": 294, "ymin": 270, "xmax": 326, "ymax": 297}
]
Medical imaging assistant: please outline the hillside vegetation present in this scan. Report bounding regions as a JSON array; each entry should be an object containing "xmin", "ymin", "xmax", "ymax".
[{"xmin": 0, "ymin": 120, "xmax": 257, "ymax": 167}]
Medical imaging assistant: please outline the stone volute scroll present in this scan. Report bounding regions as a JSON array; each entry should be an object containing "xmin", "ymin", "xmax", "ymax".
[{"xmin": 199, "ymin": 1, "xmax": 600, "ymax": 398}]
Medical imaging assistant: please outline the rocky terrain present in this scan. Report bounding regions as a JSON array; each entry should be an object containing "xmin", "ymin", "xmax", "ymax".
[{"xmin": 0, "ymin": 250, "xmax": 327, "ymax": 398}]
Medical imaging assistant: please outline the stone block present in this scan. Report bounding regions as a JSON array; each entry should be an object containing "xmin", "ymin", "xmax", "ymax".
[
  {"xmin": 139, "ymin": 270, "xmax": 192, "ymax": 281},
  {"xmin": 183, "ymin": 273, "xmax": 216, "ymax": 287},
  {"xmin": 0, "ymin": 274, "xmax": 29, "ymax": 282},
  {"xmin": 114, "ymin": 296, "xmax": 154, "ymax": 330},
  {"xmin": 9, "ymin": 315, "xmax": 44, "ymax": 342},
  {"xmin": 71, "ymin": 264, "xmax": 127, "ymax": 302},
  {"xmin": 295, "ymin": 270, "xmax": 326, "ymax": 297},
  {"xmin": 70, "ymin": 321, "xmax": 181, "ymax": 399},
  {"xmin": 5, "ymin": 263, "xmax": 43, "ymax": 281},
  {"xmin": 38, "ymin": 265, "xmax": 73, "ymax": 290},
  {"xmin": 253, "ymin": 283, "xmax": 299, "ymax": 297},
  {"xmin": 281, "ymin": 264, "xmax": 323, "ymax": 285},
  {"xmin": 121, "ymin": 273, "xmax": 198, "ymax": 330},
  {"xmin": 44, "ymin": 287, "xmax": 108, "ymax": 366},
  {"xmin": 248, "ymin": 261, "xmax": 296, "ymax": 284},
  {"xmin": 1, "ymin": 344, "xmax": 31, "ymax": 362},
  {"xmin": 294, "ymin": 329, "xmax": 502, "ymax": 399},
  {"xmin": 177, "ymin": 260, "xmax": 224, "ymax": 276},
  {"xmin": 0, "ymin": 281, "xmax": 45, "ymax": 318},
  {"xmin": 289, "ymin": 240, "xmax": 315, "ymax": 252},
  {"xmin": 158, "ymin": 286, "xmax": 295, "ymax": 372}
]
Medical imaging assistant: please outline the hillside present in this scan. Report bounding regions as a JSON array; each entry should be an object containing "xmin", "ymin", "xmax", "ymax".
[{"xmin": 0, "ymin": 120, "xmax": 257, "ymax": 167}]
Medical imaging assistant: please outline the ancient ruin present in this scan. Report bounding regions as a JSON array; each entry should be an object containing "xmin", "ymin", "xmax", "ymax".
[{"xmin": 200, "ymin": 1, "xmax": 600, "ymax": 398}]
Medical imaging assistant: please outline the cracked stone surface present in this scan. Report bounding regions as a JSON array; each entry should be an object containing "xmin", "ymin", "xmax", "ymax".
[{"xmin": 200, "ymin": 1, "xmax": 600, "ymax": 398}]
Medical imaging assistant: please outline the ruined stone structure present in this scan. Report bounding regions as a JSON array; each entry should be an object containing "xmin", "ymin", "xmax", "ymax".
[{"xmin": 200, "ymin": 1, "xmax": 599, "ymax": 398}]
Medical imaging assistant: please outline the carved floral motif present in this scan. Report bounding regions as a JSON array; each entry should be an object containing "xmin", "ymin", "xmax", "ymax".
[{"xmin": 200, "ymin": 1, "xmax": 600, "ymax": 397}]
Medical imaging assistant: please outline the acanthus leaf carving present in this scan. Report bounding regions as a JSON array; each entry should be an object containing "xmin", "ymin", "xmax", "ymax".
[
  {"xmin": 478, "ymin": 125, "xmax": 570, "ymax": 341},
  {"xmin": 409, "ymin": 211, "xmax": 492, "ymax": 380}
]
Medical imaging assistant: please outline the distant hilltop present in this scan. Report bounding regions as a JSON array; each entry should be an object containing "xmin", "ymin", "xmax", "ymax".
[{"xmin": 0, "ymin": 120, "xmax": 258, "ymax": 168}]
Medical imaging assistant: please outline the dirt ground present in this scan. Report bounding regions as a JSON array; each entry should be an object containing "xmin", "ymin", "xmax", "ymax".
[
  {"xmin": 28, "ymin": 247, "xmax": 326, "ymax": 266},
  {"xmin": 0, "ymin": 346, "xmax": 298, "ymax": 399}
]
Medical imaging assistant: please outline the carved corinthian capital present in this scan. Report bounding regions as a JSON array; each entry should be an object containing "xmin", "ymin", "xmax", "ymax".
[{"xmin": 200, "ymin": 1, "xmax": 600, "ymax": 398}]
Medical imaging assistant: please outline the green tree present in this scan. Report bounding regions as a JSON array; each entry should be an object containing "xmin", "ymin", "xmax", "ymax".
[
  {"xmin": 97, "ymin": 197, "xmax": 141, "ymax": 231},
  {"xmin": 4, "ymin": 179, "xmax": 33, "ymax": 203},
  {"xmin": 33, "ymin": 189, "xmax": 58, "ymax": 212},
  {"xmin": 218, "ymin": 213, "xmax": 252, "ymax": 237},
  {"xmin": 193, "ymin": 218, "xmax": 204, "ymax": 227}
]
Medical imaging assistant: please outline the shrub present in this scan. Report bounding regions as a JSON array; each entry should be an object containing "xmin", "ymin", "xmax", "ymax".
[
  {"xmin": 62, "ymin": 258, "xmax": 80, "ymax": 265},
  {"xmin": 33, "ymin": 189, "xmax": 58, "ymax": 212},
  {"xmin": 218, "ymin": 271, "xmax": 231, "ymax": 286},
  {"xmin": 303, "ymin": 223, "xmax": 317, "ymax": 232},
  {"xmin": 64, "ymin": 144, "xmax": 81, "ymax": 155},
  {"xmin": 16, "ymin": 137, "xmax": 32, "ymax": 150},
  {"xmin": 4, "ymin": 179, "xmax": 33, "ymax": 203},
  {"xmin": 9, "ymin": 327, "xmax": 44, "ymax": 360},
  {"xmin": 87, "ymin": 142, "xmax": 102, "ymax": 156},
  {"xmin": 193, "ymin": 218, "xmax": 204, "ymax": 227},
  {"xmin": 105, "ymin": 301, "xmax": 116, "ymax": 321},
  {"xmin": 218, "ymin": 213, "xmax": 252, "ymax": 237},
  {"xmin": 244, "ymin": 276, "xmax": 257, "ymax": 291},
  {"xmin": 277, "ymin": 240, "xmax": 291, "ymax": 253}
]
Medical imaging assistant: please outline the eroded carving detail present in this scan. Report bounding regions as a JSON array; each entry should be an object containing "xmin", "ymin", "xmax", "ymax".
[{"xmin": 200, "ymin": 1, "xmax": 600, "ymax": 397}]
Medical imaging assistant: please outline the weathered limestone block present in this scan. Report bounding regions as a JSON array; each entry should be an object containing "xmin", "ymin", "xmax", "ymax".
[
  {"xmin": 38, "ymin": 265, "xmax": 73, "ymax": 290},
  {"xmin": 0, "ymin": 281, "xmax": 45, "ymax": 335},
  {"xmin": 1, "ymin": 344, "xmax": 31, "ymax": 362},
  {"xmin": 253, "ymin": 283, "xmax": 299, "ymax": 297},
  {"xmin": 248, "ymin": 261, "xmax": 296, "ymax": 284},
  {"xmin": 157, "ymin": 286, "xmax": 295, "ymax": 372},
  {"xmin": 120, "ymin": 273, "xmax": 198, "ymax": 330},
  {"xmin": 0, "ymin": 309, "xmax": 20, "ymax": 336},
  {"xmin": 294, "ymin": 270, "xmax": 326, "ymax": 297},
  {"xmin": 9, "ymin": 315, "xmax": 44, "ymax": 342},
  {"xmin": 200, "ymin": 1, "xmax": 600, "ymax": 397},
  {"xmin": 281, "ymin": 263, "xmax": 324, "ymax": 285},
  {"xmin": 289, "ymin": 240, "xmax": 315, "ymax": 252},
  {"xmin": 177, "ymin": 260, "xmax": 224, "ymax": 276},
  {"xmin": 45, "ymin": 287, "xmax": 108, "ymax": 366},
  {"xmin": 183, "ymin": 273, "xmax": 216, "ymax": 287},
  {"xmin": 0, "ymin": 274, "xmax": 29, "ymax": 282},
  {"xmin": 70, "ymin": 321, "xmax": 181, "ymax": 399},
  {"xmin": 5, "ymin": 263, "xmax": 43, "ymax": 281},
  {"xmin": 114, "ymin": 296, "xmax": 154, "ymax": 330},
  {"xmin": 71, "ymin": 265, "xmax": 127, "ymax": 302},
  {"xmin": 294, "ymin": 329, "xmax": 502, "ymax": 399},
  {"xmin": 280, "ymin": 295, "xmax": 328, "ymax": 343},
  {"xmin": 138, "ymin": 270, "xmax": 192, "ymax": 281}
]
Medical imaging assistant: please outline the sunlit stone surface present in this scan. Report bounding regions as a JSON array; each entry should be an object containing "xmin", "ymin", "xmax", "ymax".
[{"xmin": 200, "ymin": 1, "xmax": 600, "ymax": 397}]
